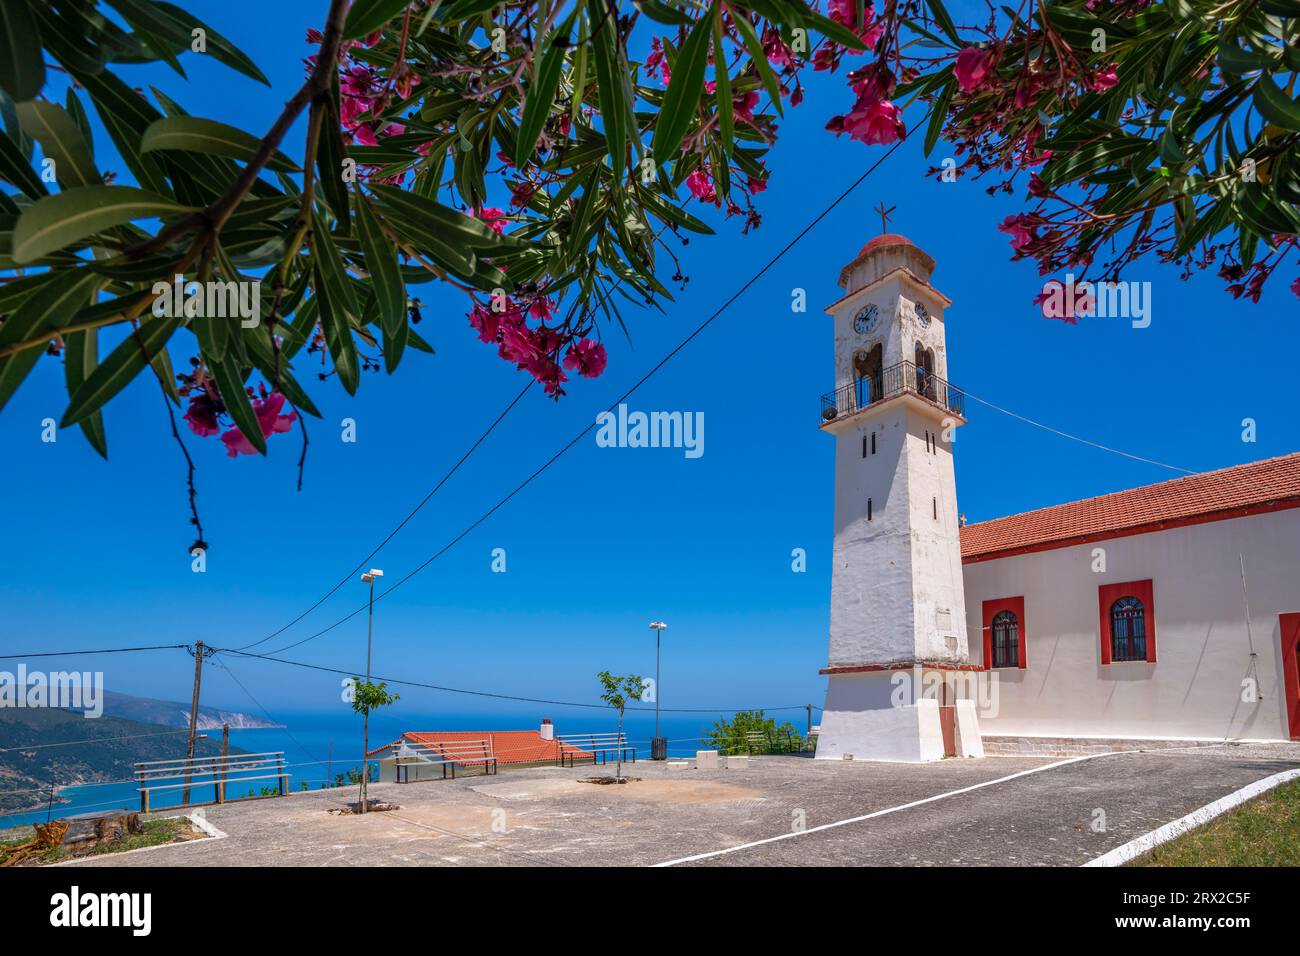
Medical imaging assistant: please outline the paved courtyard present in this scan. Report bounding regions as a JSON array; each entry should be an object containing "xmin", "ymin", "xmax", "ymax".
[{"xmin": 62, "ymin": 742, "xmax": 1300, "ymax": 867}]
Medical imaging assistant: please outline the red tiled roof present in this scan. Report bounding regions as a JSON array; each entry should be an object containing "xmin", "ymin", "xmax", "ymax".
[
  {"xmin": 367, "ymin": 730, "xmax": 591, "ymax": 765},
  {"xmin": 960, "ymin": 453, "xmax": 1300, "ymax": 562}
]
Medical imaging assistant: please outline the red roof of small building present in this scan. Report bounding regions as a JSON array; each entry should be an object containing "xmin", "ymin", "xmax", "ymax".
[
  {"xmin": 367, "ymin": 730, "xmax": 591, "ymax": 765},
  {"xmin": 960, "ymin": 452, "xmax": 1300, "ymax": 563}
]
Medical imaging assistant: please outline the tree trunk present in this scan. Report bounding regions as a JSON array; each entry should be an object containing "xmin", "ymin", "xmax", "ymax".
[
  {"xmin": 360, "ymin": 710, "xmax": 370, "ymax": 813},
  {"xmin": 615, "ymin": 710, "xmax": 623, "ymax": 782}
]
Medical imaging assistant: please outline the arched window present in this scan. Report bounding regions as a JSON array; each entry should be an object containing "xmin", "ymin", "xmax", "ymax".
[
  {"xmin": 1110, "ymin": 596, "xmax": 1147, "ymax": 662},
  {"xmin": 991, "ymin": 610, "xmax": 1020, "ymax": 668},
  {"xmin": 913, "ymin": 341, "xmax": 936, "ymax": 400},
  {"xmin": 854, "ymin": 343, "xmax": 883, "ymax": 409}
]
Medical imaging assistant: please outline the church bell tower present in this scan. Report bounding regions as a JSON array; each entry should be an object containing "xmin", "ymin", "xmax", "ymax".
[{"xmin": 815, "ymin": 231, "xmax": 984, "ymax": 762}]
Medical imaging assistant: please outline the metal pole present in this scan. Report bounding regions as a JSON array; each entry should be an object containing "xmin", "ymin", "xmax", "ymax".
[
  {"xmin": 360, "ymin": 577, "xmax": 374, "ymax": 813},
  {"xmin": 655, "ymin": 628, "xmax": 661, "ymax": 744}
]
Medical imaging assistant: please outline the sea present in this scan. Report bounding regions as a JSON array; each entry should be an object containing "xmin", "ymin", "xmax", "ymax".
[{"xmin": 0, "ymin": 708, "xmax": 755, "ymax": 830}]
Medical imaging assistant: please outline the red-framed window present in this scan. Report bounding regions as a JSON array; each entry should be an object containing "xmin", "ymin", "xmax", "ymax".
[
  {"xmin": 982, "ymin": 596, "xmax": 1026, "ymax": 670},
  {"xmin": 1098, "ymin": 579, "xmax": 1157, "ymax": 664}
]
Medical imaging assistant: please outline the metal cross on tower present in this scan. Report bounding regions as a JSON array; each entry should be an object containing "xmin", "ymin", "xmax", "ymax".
[{"xmin": 874, "ymin": 201, "xmax": 896, "ymax": 234}]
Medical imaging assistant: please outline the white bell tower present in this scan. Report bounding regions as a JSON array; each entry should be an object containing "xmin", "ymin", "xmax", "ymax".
[{"xmin": 815, "ymin": 232, "xmax": 984, "ymax": 763}]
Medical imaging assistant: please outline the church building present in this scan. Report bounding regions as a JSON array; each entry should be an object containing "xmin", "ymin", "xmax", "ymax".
[{"xmin": 814, "ymin": 233, "xmax": 1300, "ymax": 762}]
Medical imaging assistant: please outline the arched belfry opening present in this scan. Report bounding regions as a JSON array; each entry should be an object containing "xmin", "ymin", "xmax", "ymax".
[
  {"xmin": 914, "ymin": 341, "xmax": 935, "ymax": 400},
  {"xmin": 853, "ymin": 343, "xmax": 882, "ymax": 408}
]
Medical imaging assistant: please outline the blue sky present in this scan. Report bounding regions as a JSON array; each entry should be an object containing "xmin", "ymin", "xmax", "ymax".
[{"xmin": 2, "ymin": 1, "xmax": 1295, "ymax": 727}]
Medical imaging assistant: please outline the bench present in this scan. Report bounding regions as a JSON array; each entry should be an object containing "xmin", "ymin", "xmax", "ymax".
[
  {"xmin": 556, "ymin": 733, "xmax": 637, "ymax": 768},
  {"xmin": 392, "ymin": 738, "xmax": 498, "ymax": 781},
  {"xmin": 134, "ymin": 752, "xmax": 288, "ymax": 813}
]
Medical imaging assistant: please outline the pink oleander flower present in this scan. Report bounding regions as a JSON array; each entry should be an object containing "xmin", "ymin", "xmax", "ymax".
[
  {"xmin": 528, "ymin": 297, "xmax": 556, "ymax": 321},
  {"xmin": 469, "ymin": 305, "xmax": 499, "ymax": 344},
  {"xmin": 850, "ymin": 64, "xmax": 895, "ymax": 101},
  {"xmin": 998, "ymin": 214, "xmax": 1035, "ymax": 253},
  {"xmin": 763, "ymin": 28, "xmax": 794, "ymax": 69},
  {"xmin": 828, "ymin": 0, "xmax": 883, "ymax": 45},
  {"xmin": 954, "ymin": 47, "xmax": 995, "ymax": 92},
  {"xmin": 563, "ymin": 338, "xmax": 608, "ymax": 378},
  {"xmin": 526, "ymin": 355, "xmax": 568, "ymax": 397},
  {"xmin": 509, "ymin": 181, "xmax": 538, "ymax": 208},
  {"xmin": 1291, "ymin": 276, "xmax": 1300, "ymax": 299},
  {"xmin": 842, "ymin": 98, "xmax": 903, "ymax": 146},
  {"xmin": 1091, "ymin": 66, "xmax": 1119, "ymax": 91},
  {"xmin": 733, "ymin": 91, "xmax": 760, "ymax": 122},
  {"xmin": 686, "ymin": 169, "xmax": 717, "ymax": 204},
  {"xmin": 183, "ymin": 393, "xmax": 221, "ymax": 437},
  {"xmin": 646, "ymin": 37, "xmax": 671, "ymax": 85},
  {"xmin": 220, "ymin": 391, "xmax": 297, "ymax": 457},
  {"xmin": 475, "ymin": 207, "xmax": 507, "ymax": 235},
  {"xmin": 498, "ymin": 319, "xmax": 537, "ymax": 364}
]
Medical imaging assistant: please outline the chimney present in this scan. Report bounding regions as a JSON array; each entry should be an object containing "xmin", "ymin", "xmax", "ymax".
[{"xmin": 539, "ymin": 718, "xmax": 554, "ymax": 741}]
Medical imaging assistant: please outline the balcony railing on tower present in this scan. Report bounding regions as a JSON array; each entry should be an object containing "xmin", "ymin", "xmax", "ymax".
[{"xmin": 820, "ymin": 360, "xmax": 965, "ymax": 422}]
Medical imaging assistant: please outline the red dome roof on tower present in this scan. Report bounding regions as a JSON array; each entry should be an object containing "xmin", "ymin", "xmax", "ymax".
[{"xmin": 859, "ymin": 233, "xmax": 914, "ymax": 256}]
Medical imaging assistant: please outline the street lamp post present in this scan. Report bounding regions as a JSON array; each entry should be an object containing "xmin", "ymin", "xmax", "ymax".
[
  {"xmin": 649, "ymin": 621, "xmax": 667, "ymax": 759},
  {"xmin": 359, "ymin": 568, "xmax": 383, "ymax": 812}
]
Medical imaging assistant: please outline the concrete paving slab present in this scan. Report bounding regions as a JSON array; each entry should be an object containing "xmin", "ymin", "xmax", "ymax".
[{"xmin": 56, "ymin": 742, "xmax": 1300, "ymax": 867}]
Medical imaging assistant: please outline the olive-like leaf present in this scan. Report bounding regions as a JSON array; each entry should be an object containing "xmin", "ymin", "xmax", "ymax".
[
  {"xmin": 14, "ymin": 101, "xmax": 101, "ymax": 188},
  {"xmin": 62, "ymin": 312, "xmax": 182, "ymax": 427},
  {"xmin": 13, "ymin": 185, "xmax": 191, "ymax": 263},
  {"xmin": 653, "ymin": 9, "xmax": 713, "ymax": 164},
  {"xmin": 141, "ymin": 115, "xmax": 300, "ymax": 171},
  {"xmin": 0, "ymin": 0, "xmax": 45, "ymax": 102}
]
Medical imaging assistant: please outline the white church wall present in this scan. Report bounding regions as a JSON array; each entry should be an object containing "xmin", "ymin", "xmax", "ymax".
[{"xmin": 962, "ymin": 508, "xmax": 1300, "ymax": 740}]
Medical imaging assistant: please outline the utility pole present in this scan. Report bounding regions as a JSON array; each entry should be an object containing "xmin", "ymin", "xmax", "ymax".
[
  {"xmin": 806, "ymin": 704, "xmax": 813, "ymax": 740},
  {"xmin": 218, "ymin": 723, "xmax": 229, "ymax": 803},
  {"xmin": 181, "ymin": 640, "xmax": 207, "ymax": 806}
]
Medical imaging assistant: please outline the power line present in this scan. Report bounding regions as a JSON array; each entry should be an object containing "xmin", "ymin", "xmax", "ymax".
[
  {"xmin": 251, "ymin": 131, "xmax": 919, "ymax": 657},
  {"xmin": 236, "ymin": 380, "xmax": 535, "ymax": 652},
  {"xmin": 958, "ymin": 387, "xmax": 1195, "ymax": 475},
  {"xmin": 212, "ymin": 646, "xmax": 818, "ymax": 714},
  {"xmin": 0, "ymin": 729, "xmax": 194, "ymax": 753},
  {"xmin": 207, "ymin": 656, "xmax": 325, "ymax": 767},
  {"xmin": 0, "ymin": 644, "xmax": 189, "ymax": 660}
]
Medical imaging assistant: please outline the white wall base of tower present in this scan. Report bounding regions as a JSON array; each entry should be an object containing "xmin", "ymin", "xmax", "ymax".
[{"xmin": 816, "ymin": 671, "xmax": 952, "ymax": 763}]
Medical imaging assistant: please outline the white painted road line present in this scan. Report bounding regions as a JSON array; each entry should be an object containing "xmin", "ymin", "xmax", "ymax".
[
  {"xmin": 1083, "ymin": 767, "xmax": 1300, "ymax": 867},
  {"xmin": 652, "ymin": 751, "xmax": 1139, "ymax": 867}
]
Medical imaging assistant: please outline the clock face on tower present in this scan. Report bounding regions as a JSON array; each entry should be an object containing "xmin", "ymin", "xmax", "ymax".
[
  {"xmin": 853, "ymin": 304, "xmax": 879, "ymax": 335},
  {"xmin": 915, "ymin": 302, "xmax": 931, "ymax": 328}
]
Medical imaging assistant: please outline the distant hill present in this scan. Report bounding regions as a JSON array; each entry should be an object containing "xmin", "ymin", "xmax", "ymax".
[
  {"xmin": 98, "ymin": 690, "xmax": 281, "ymax": 730},
  {"xmin": 0, "ymin": 708, "xmax": 242, "ymax": 814}
]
